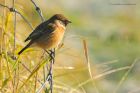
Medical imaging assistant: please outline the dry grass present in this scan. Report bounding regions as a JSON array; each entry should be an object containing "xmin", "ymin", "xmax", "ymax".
[{"xmin": 0, "ymin": 0, "xmax": 140, "ymax": 93}]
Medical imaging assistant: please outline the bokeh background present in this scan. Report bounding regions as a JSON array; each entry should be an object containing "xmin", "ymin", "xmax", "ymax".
[{"xmin": 0, "ymin": 0, "xmax": 140, "ymax": 93}]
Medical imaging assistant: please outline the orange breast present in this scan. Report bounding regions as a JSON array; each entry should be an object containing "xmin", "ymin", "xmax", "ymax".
[{"xmin": 36, "ymin": 26, "xmax": 65, "ymax": 50}]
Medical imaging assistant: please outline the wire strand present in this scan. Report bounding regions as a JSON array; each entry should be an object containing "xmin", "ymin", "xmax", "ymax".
[{"xmin": 0, "ymin": 3, "xmax": 34, "ymax": 30}]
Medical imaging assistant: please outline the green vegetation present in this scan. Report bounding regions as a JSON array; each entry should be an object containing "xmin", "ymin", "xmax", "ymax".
[{"xmin": 0, "ymin": 0, "xmax": 140, "ymax": 93}]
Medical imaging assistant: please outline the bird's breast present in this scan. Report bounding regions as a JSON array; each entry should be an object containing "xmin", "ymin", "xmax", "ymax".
[{"xmin": 36, "ymin": 26, "xmax": 65, "ymax": 50}]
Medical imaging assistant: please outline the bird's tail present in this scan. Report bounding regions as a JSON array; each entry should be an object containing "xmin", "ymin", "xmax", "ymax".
[{"xmin": 18, "ymin": 41, "xmax": 33, "ymax": 55}]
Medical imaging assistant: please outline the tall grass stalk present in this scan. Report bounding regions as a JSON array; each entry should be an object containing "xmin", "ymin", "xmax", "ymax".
[
  {"xmin": 83, "ymin": 39, "xmax": 100, "ymax": 93},
  {"xmin": 113, "ymin": 59, "xmax": 138, "ymax": 93}
]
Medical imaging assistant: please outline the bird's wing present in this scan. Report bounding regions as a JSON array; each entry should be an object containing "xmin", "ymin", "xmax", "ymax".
[{"xmin": 25, "ymin": 21, "xmax": 55, "ymax": 42}]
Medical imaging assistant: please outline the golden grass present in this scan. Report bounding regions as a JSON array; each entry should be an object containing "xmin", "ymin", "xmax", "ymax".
[{"xmin": 0, "ymin": 0, "xmax": 139, "ymax": 93}]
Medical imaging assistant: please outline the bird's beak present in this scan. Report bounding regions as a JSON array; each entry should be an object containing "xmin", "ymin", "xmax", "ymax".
[{"xmin": 67, "ymin": 20, "xmax": 72, "ymax": 23}]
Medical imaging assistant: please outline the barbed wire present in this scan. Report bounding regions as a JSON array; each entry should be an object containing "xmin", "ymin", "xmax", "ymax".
[
  {"xmin": 0, "ymin": 1, "xmax": 55, "ymax": 92},
  {"xmin": 30, "ymin": 0, "xmax": 44, "ymax": 21},
  {"xmin": 30, "ymin": 0, "xmax": 54, "ymax": 93},
  {"xmin": 0, "ymin": 3, "xmax": 34, "ymax": 30}
]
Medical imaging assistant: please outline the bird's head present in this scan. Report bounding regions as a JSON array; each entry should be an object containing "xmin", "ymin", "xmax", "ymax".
[{"xmin": 49, "ymin": 14, "xmax": 71, "ymax": 26}]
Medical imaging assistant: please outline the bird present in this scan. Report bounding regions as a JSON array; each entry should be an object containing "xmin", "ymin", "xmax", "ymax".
[{"xmin": 18, "ymin": 14, "xmax": 71, "ymax": 55}]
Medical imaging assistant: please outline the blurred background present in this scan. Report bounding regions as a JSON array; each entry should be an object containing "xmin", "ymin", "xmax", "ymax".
[{"xmin": 0, "ymin": 0, "xmax": 140, "ymax": 93}]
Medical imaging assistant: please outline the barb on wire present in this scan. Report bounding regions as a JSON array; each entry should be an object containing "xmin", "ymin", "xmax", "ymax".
[
  {"xmin": 0, "ymin": 3, "xmax": 34, "ymax": 30},
  {"xmin": 30, "ymin": 0, "xmax": 44, "ymax": 21}
]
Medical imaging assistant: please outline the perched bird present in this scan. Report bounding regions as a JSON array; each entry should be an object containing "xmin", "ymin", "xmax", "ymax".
[{"xmin": 18, "ymin": 14, "xmax": 71, "ymax": 55}]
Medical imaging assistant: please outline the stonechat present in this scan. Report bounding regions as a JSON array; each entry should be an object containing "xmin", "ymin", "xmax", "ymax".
[{"xmin": 18, "ymin": 14, "xmax": 71, "ymax": 55}]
